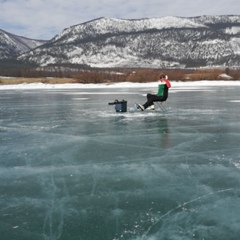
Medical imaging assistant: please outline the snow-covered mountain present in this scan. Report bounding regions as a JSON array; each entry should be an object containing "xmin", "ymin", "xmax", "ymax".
[
  {"xmin": 7, "ymin": 15, "xmax": 240, "ymax": 68},
  {"xmin": 0, "ymin": 29, "xmax": 46, "ymax": 59}
]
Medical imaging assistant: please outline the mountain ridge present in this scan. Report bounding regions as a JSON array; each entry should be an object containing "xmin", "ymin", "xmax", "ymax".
[
  {"xmin": 0, "ymin": 28, "xmax": 47, "ymax": 59},
  {"xmin": 2, "ymin": 15, "xmax": 240, "ymax": 68}
]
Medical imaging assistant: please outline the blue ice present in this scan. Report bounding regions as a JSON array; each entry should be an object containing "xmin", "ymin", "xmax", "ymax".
[{"xmin": 0, "ymin": 82, "xmax": 240, "ymax": 240}]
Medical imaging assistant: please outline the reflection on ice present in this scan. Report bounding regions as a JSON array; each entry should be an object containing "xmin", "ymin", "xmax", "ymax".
[{"xmin": 0, "ymin": 82, "xmax": 240, "ymax": 240}]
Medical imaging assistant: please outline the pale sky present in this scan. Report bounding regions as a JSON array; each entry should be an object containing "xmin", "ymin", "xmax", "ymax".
[{"xmin": 0, "ymin": 0, "xmax": 239, "ymax": 40}]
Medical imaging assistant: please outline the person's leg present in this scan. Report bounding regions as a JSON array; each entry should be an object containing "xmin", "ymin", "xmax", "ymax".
[
  {"xmin": 137, "ymin": 94, "xmax": 165, "ymax": 111},
  {"xmin": 143, "ymin": 94, "xmax": 160, "ymax": 109}
]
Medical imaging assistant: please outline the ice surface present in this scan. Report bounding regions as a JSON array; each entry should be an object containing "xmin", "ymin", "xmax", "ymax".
[{"xmin": 0, "ymin": 81, "xmax": 240, "ymax": 240}]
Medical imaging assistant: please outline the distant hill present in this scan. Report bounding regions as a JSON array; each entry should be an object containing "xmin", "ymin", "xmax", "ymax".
[
  {"xmin": 0, "ymin": 29, "xmax": 47, "ymax": 59},
  {"xmin": 2, "ymin": 15, "xmax": 240, "ymax": 69}
]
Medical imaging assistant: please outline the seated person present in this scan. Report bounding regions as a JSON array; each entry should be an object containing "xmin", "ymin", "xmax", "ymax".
[{"xmin": 137, "ymin": 74, "xmax": 171, "ymax": 111}]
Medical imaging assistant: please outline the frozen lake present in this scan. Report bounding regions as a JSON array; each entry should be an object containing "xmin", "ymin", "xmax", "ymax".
[{"xmin": 0, "ymin": 82, "xmax": 240, "ymax": 240}]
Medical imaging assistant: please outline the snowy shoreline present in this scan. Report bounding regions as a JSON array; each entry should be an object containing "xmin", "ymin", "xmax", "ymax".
[{"xmin": 0, "ymin": 80, "xmax": 240, "ymax": 90}]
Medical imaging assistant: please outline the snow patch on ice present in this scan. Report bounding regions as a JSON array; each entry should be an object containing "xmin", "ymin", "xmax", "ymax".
[
  {"xmin": 72, "ymin": 98, "xmax": 89, "ymax": 100},
  {"xmin": 219, "ymin": 73, "xmax": 233, "ymax": 79},
  {"xmin": 227, "ymin": 100, "xmax": 240, "ymax": 103},
  {"xmin": 0, "ymin": 80, "xmax": 240, "ymax": 90}
]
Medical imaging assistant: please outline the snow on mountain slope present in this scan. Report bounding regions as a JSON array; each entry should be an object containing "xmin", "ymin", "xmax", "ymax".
[
  {"xmin": 5, "ymin": 15, "xmax": 240, "ymax": 68},
  {"xmin": 52, "ymin": 16, "xmax": 207, "ymax": 43},
  {"xmin": 0, "ymin": 29, "xmax": 46, "ymax": 59},
  {"xmin": 230, "ymin": 38, "xmax": 240, "ymax": 54},
  {"xmin": 225, "ymin": 26, "xmax": 240, "ymax": 35}
]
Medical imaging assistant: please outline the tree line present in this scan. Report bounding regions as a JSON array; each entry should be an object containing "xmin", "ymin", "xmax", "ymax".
[{"xmin": 0, "ymin": 60, "xmax": 239, "ymax": 82}]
